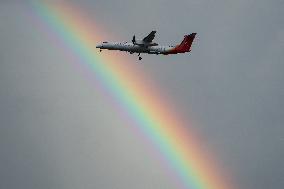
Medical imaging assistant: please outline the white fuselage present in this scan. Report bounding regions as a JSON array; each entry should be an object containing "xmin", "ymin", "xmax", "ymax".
[{"xmin": 96, "ymin": 42, "xmax": 175, "ymax": 55}]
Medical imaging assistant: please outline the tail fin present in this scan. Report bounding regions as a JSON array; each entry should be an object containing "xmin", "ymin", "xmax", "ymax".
[{"xmin": 175, "ymin": 33, "xmax": 196, "ymax": 52}]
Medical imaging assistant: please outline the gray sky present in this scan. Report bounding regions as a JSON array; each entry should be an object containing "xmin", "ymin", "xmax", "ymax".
[{"xmin": 0, "ymin": 1, "xmax": 283, "ymax": 189}]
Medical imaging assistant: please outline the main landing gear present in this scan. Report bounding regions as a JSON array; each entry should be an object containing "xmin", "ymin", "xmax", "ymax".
[
  {"xmin": 129, "ymin": 52, "xmax": 142, "ymax": 61},
  {"xmin": 138, "ymin": 53, "xmax": 142, "ymax": 60},
  {"xmin": 99, "ymin": 49, "xmax": 102, "ymax": 52}
]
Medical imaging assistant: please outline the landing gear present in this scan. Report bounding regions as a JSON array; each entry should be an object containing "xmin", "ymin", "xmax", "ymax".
[
  {"xmin": 99, "ymin": 49, "xmax": 102, "ymax": 52},
  {"xmin": 138, "ymin": 53, "xmax": 142, "ymax": 60}
]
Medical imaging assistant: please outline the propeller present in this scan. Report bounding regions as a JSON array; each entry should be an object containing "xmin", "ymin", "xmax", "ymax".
[{"xmin": 132, "ymin": 35, "xmax": 136, "ymax": 44}]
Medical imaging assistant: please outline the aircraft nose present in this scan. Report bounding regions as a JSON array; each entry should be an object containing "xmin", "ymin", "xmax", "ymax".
[{"xmin": 96, "ymin": 43, "xmax": 104, "ymax": 49}]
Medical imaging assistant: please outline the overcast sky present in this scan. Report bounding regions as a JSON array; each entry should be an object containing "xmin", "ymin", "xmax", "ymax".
[{"xmin": 0, "ymin": 1, "xmax": 283, "ymax": 189}]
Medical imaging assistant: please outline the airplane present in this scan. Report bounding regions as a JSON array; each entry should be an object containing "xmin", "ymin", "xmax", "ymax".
[{"xmin": 96, "ymin": 31, "xmax": 197, "ymax": 60}]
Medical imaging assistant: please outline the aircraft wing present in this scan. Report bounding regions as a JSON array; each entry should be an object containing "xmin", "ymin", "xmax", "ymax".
[{"xmin": 142, "ymin": 31, "xmax": 156, "ymax": 43}]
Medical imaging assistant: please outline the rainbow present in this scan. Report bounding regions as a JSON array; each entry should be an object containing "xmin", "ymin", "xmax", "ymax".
[{"xmin": 29, "ymin": 1, "xmax": 235, "ymax": 189}]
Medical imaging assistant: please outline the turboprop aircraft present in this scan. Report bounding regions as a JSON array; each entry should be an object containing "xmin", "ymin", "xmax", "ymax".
[{"xmin": 96, "ymin": 31, "xmax": 196, "ymax": 60}]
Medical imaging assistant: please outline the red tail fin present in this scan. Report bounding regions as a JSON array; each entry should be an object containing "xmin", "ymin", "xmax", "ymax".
[{"xmin": 174, "ymin": 33, "xmax": 196, "ymax": 53}]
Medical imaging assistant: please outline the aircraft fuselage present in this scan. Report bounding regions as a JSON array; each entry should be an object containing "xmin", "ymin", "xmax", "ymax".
[{"xmin": 96, "ymin": 42, "xmax": 175, "ymax": 55}]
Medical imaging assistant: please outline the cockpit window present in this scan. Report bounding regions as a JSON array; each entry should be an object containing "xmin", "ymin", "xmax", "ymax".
[{"xmin": 102, "ymin": 41, "xmax": 108, "ymax": 43}]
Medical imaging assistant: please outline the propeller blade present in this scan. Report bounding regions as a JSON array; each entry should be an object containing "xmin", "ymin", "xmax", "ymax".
[{"xmin": 132, "ymin": 35, "xmax": 136, "ymax": 44}]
